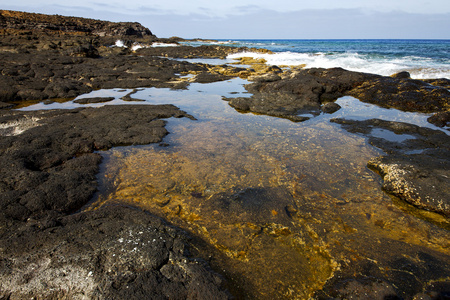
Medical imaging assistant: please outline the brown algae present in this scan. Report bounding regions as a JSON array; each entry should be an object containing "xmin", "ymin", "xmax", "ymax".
[{"xmin": 85, "ymin": 79, "xmax": 450, "ymax": 299}]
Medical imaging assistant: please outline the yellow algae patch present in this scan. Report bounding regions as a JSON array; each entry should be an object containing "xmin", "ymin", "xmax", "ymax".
[
  {"xmin": 230, "ymin": 56, "xmax": 268, "ymax": 65},
  {"xmin": 87, "ymin": 93, "xmax": 450, "ymax": 298}
]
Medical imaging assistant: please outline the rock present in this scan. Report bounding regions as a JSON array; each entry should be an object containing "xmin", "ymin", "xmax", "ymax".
[
  {"xmin": 368, "ymin": 153, "xmax": 450, "ymax": 217},
  {"xmin": 391, "ymin": 71, "xmax": 411, "ymax": 79},
  {"xmin": 0, "ymin": 105, "xmax": 195, "ymax": 224},
  {"xmin": 0, "ymin": 101, "xmax": 14, "ymax": 109},
  {"xmin": 228, "ymin": 97, "xmax": 251, "ymax": 111},
  {"xmin": 423, "ymin": 78, "xmax": 450, "ymax": 89},
  {"xmin": 73, "ymin": 97, "xmax": 115, "ymax": 104},
  {"xmin": 315, "ymin": 250, "xmax": 450, "ymax": 299},
  {"xmin": 248, "ymin": 73, "xmax": 281, "ymax": 82},
  {"xmin": 0, "ymin": 49, "xmax": 208, "ymax": 103},
  {"xmin": 348, "ymin": 76, "xmax": 450, "ymax": 113},
  {"xmin": 195, "ymin": 71, "xmax": 233, "ymax": 83},
  {"xmin": 225, "ymin": 67, "xmax": 371, "ymax": 122},
  {"xmin": 0, "ymin": 204, "xmax": 231, "ymax": 299},
  {"xmin": 227, "ymin": 67, "xmax": 449, "ymax": 125},
  {"xmin": 0, "ymin": 10, "xmax": 155, "ymax": 38},
  {"xmin": 66, "ymin": 43, "xmax": 100, "ymax": 58},
  {"xmin": 427, "ymin": 111, "xmax": 450, "ymax": 128},
  {"xmin": 136, "ymin": 44, "xmax": 272, "ymax": 59},
  {"xmin": 321, "ymin": 102, "xmax": 341, "ymax": 114},
  {"xmin": 331, "ymin": 118, "xmax": 450, "ymax": 216}
]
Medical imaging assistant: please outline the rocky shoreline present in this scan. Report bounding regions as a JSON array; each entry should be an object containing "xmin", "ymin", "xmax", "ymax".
[{"xmin": 1, "ymin": 10, "xmax": 449, "ymax": 299}]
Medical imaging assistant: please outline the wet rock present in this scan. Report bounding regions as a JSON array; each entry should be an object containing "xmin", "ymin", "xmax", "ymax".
[
  {"xmin": 247, "ymin": 73, "xmax": 282, "ymax": 82},
  {"xmin": 348, "ymin": 75, "xmax": 450, "ymax": 113},
  {"xmin": 427, "ymin": 111, "xmax": 450, "ymax": 128},
  {"xmin": 0, "ymin": 105, "xmax": 195, "ymax": 225},
  {"xmin": 195, "ymin": 71, "xmax": 233, "ymax": 83},
  {"xmin": 331, "ymin": 118, "xmax": 450, "ymax": 216},
  {"xmin": 227, "ymin": 97, "xmax": 251, "ymax": 111},
  {"xmin": 0, "ymin": 204, "xmax": 230, "ymax": 300},
  {"xmin": 226, "ymin": 67, "xmax": 370, "ymax": 122},
  {"xmin": 423, "ymin": 78, "xmax": 450, "ymax": 89},
  {"xmin": 316, "ymin": 250, "xmax": 450, "ymax": 299},
  {"xmin": 368, "ymin": 154, "xmax": 450, "ymax": 217},
  {"xmin": 0, "ymin": 101, "xmax": 14, "ymax": 109},
  {"xmin": 224, "ymin": 67, "xmax": 449, "ymax": 125},
  {"xmin": 321, "ymin": 102, "xmax": 341, "ymax": 114},
  {"xmin": 391, "ymin": 71, "xmax": 411, "ymax": 79},
  {"xmin": 0, "ymin": 49, "xmax": 207, "ymax": 103},
  {"xmin": 0, "ymin": 103, "xmax": 232, "ymax": 299},
  {"xmin": 73, "ymin": 97, "xmax": 115, "ymax": 104}
]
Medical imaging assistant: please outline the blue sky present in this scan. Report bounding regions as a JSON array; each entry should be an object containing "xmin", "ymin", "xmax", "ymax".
[{"xmin": 1, "ymin": 0, "xmax": 449, "ymax": 39}]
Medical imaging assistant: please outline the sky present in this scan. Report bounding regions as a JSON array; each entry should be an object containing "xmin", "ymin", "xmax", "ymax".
[{"xmin": 1, "ymin": 0, "xmax": 449, "ymax": 39}]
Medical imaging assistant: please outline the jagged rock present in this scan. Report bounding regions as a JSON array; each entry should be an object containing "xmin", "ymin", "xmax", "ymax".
[
  {"xmin": 331, "ymin": 118, "xmax": 450, "ymax": 216},
  {"xmin": 73, "ymin": 97, "xmax": 115, "ymax": 104},
  {"xmin": 427, "ymin": 111, "xmax": 450, "ymax": 128},
  {"xmin": 321, "ymin": 102, "xmax": 341, "ymax": 114},
  {"xmin": 0, "ymin": 204, "xmax": 231, "ymax": 300},
  {"xmin": 0, "ymin": 10, "xmax": 154, "ymax": 38},
  {"xmin": 391, "ymin": 71, "xmax": 411, "ymax": 79}
]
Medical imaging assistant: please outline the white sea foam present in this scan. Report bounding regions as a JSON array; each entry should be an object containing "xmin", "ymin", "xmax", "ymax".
[
  {"xmin": 131, "ymin": 44, "xmax": 144, "ymax": 51},
  {"xmin": 150, "ymin": 42, "xmax": 179, "ymax": 47},
  {"xmin": 227, "ymin": 51, "xmax": 450, "ymax": 79},
  {"xmin": 115, "ymin": 40, "xmax": 125, "ymax": 47}
]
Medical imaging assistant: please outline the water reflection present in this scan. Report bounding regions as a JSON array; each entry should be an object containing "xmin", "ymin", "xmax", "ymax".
[{"xmin": 80, "ymin": 79, "xmax": 450, "ymax": 298}]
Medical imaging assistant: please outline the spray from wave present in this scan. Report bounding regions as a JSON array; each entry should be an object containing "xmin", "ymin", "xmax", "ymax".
[{"xmin": 227, "ymin": 51, "xmax": 450, "ymax": 79}]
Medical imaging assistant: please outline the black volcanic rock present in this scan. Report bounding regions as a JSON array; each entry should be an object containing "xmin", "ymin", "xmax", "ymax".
[
  {"xmin": 0, "ymin": 10, "xmax": 154, "ymax": 38},
  {"xmin": 331, "ymin": 118, "xmax": 450, "ymax": 216}
]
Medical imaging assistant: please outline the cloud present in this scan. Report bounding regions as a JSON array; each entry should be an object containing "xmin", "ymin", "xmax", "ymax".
[{"xmin": 1, "ymin": 3, "xmax": 449, "ymax": 39}]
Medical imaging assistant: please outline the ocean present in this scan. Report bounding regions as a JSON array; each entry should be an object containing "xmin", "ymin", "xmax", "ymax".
[{"xmin": 184, "ymin": 39, "xmax": 450, "ymax": 79}]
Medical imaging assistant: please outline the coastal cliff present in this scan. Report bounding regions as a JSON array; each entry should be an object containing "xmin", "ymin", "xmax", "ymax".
[{"xmin": 0, "ymin": 9, "xmax": 154, "ymax": 37}]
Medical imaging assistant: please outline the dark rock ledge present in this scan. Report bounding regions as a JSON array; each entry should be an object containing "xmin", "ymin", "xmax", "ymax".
[
  {"xmin": 224, "ymin": 68, "xmax": 450, "ymax": 126},
  {"xmin": 331, "ymin": 118, "xmax": 450, "ymax": 217},
  {"xmin": 0, "ymin": 105, "xmax": 231, "ymax": 299}
]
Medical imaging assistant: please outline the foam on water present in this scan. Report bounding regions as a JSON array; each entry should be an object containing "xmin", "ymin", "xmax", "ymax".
[
  {"xmin": 183, "ymin": 39, "xmax": 449, "ymax": 79},
  {"xmin": 227, "ymin": 51, "xmax": 450, "ymax": 79}
]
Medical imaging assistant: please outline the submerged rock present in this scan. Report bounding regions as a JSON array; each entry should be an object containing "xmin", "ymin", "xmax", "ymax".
[
  {"xmin": 368, "ymin": 153, "xmax": 450, "ymax": 217},
  {"xmin": 331, "ymin": 118, "xmax": 450, "ymax": 217},
  {"xmin": 73, "ymin": 97, "xmax": 115, "ymax": 104},
  {"xmin": 0, "ymin": 105, "xmax": 195, "ymax": 225},
  {"xmin": 224, "ymin": 67, "xmax": 449, "ymax": 125},
  {"xmin": 225, "ymin": 67, "xmax": 373, "ymax": 121},
  {"xmin": 0, "ymin": 104, "xmax": 232, "ymax": 299}
]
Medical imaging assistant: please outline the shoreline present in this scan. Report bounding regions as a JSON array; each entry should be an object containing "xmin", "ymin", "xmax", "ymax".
[{"xmin": 1, "ymin": 10, "xmax": 449, "ymax": 299}]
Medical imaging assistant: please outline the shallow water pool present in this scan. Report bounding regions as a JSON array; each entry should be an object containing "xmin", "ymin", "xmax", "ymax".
[{"xmin": 62, "ymin": 79, "xmax": 450, "ymax": 298}]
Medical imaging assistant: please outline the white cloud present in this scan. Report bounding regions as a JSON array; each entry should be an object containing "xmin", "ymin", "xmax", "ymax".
[
  {"xmin": 1, "ymin": 2, "xmax": 449, "ymax": 39},
  {"xmin": 3, "ymin": 0, "xmax": 449, "ymax": 16}
]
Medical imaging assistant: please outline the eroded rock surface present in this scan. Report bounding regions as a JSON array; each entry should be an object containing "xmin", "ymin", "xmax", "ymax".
[
  {"xmin": 225, "ymin": 68, "xmax": 449, "ymax": 126},
  {"xmin": 0, "ymin": 204, "xmax": 230, "ymax": 300},
  {"xmin": 331, "ymin": 118, "xmax": 450, "ymax": 217},
  {"xmin": 0, "ymin": 9, "xmax": 154, "ymax": 38},
  {"xmin": 0, "ymin": 104, "xmax": 234, "ymax": 299},
  {"xmin": 0, "ymin": 105, "xmax": 194, "ymax": 225}
]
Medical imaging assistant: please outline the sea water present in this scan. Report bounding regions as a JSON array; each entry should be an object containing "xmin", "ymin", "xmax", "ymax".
[{"xmin": 183, "ymin": 39, "xmax": 450, "ymax": 79}]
